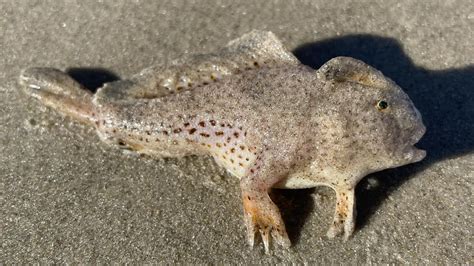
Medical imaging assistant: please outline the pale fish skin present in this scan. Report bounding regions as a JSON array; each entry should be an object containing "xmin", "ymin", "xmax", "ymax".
[{"xmin": 19, "ymin": 30, "xmax": 426, "ymax": 253}]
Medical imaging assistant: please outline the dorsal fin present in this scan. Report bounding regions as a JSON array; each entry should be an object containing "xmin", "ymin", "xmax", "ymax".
[
  {"xmin": 223, "ymin": 30, "xmax": 299, "ymax": 66},
  {"xmin": 96, "ymin": 31, "xmax": 299, "ymax": 102}
]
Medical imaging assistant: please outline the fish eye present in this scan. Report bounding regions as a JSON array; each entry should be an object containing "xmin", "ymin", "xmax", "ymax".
[{"xmin": 376, "ymin": 100, "xmax": 388, "ymax": 110}]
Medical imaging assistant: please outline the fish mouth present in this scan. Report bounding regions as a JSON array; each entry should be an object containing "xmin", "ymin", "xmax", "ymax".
[{"xmin": 403, "ymin": 125, "xmax": 427, "ymax": 163}]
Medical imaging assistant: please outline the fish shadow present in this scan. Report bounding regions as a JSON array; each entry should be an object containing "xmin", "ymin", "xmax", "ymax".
[
  {"xmin": 66, "ymin": 67, "xmax": 120, "ymax": 93},
  {"xmin": 292, "ymin": 34, "xmax": 474, "ymax": 231},
  {"xmin": 272, "ymin": 188, "xmax": 315, "ymax": 244}
]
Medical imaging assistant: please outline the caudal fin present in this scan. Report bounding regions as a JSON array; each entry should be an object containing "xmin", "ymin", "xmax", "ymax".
[{"xmin": 19, "ymin": 67, "xmax": 97, "ymax": 126}]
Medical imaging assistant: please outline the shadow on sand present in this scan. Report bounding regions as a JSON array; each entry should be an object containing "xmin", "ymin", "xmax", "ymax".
[{"xmin": 67, "ymin": 67, "xmax": 120, "ymax": 93}]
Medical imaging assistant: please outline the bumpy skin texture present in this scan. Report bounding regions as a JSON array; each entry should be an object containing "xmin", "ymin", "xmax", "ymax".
[{"xmin": 19, "ymin": 30, "xmax": 426, "ymax": 253}]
